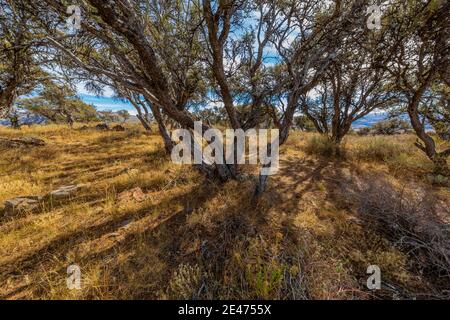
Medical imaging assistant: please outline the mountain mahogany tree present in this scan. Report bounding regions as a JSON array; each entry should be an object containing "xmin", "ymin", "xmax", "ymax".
[
  {"xmin": 16, "ymin": 80, "xmax": 98, "ymax": 126},
  {"xmin": 26, "ymin": 1, "xmax": 264, "ymax": 180},
  {"xmin": 25, "ymin": 0, "xmax": 381, "ymax": 192},
  {"xmin": 0, "ymin": 0, "xmax": 50, "ymax": 118},
  {"xmin": 384, "ymin": 0, "xmax": 449, "ymax": 174},
  {"xmin": 298, "ymin": 27, "xmax": 398, "ymax": 144},
  {"xmin": 254, "ymin": 0, "xmax": 375, "ymax": 193}
]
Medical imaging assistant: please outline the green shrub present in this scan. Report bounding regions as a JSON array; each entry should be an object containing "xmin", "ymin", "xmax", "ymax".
[
  {"xmin": 354, "ymin": 139, "xmax": 396, "ymax": 161},
  {"xmin": 357, "ymin": 127, "xmax": 371, "ymax": 136},
  {"xmin": 304, "ymin": 134, "xmax": 343, "ymax": 157},
  {"xmin": 426, "ymin": 174, "xmax": 450, "ymax": 187},
  {"xmin": 351, "ymin": 136, "xmax": 407, "ymax": 162},
  {"xmin": 387, "ymin": 152, "xmax": 433, "ymax": 173},
  {"xmin": 371, "ymin": 118, "xmax": 411, "ymax": 135}
]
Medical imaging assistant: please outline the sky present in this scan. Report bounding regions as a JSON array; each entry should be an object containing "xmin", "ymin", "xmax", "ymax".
[
  {"xmin": 76, "ymin": 82, "xmax": 136, "ymax": 115},
  {"xmin": 74, "ymin": 82, "xmax": 391, "ymax": 127}
]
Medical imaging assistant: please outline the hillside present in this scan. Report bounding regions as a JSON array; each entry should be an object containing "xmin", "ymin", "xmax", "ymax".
[{"xmin": 0, "ymin": 124, "xmax": 448, "ymax": 299}]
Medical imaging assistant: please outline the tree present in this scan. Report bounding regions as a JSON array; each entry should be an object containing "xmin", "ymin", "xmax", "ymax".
[
  {"xmin": 297, "ymin": 2, "xmax": 399, "ymax": 145},
  {"xmin": 418, "ymin": 85, "xmax": 449, "ymax": 141},
  {"xmin": 200, "ymin": 0, "xmax": 364, "ymax": 192},
  {"xmin": 0, "ymin": 0, "xmax": 49, "ymax": 118},
  {"xmin": 293, "ymin": 115, "xmax": 315, "ymax": 132},
  {"xmin": 114, "ymin": 85, "xmax": 174, "ymax": 149},
  {"xmin": 384, "ymin": 0, "xmax": 449, "ymax": 174},
  {"xmin": 255, "ymin": 0, "xmax": 374, "ymax": 193},
  {"xmin": 117, "ymin": 110, "xmax": 131, "ymax": 124},
  {"xmin": 30, "ymin": 0, "xmax": 204, "ymax": 155},
  {"xmin": 17, "ymin": 81, "xmax": 99, "ymax": 125},
  {"xmin": 371, "ymin": 118, "xmax": 411, "ymax": 135},
  {"xmin": 26, "ymin": 0, "xmax": 405, "ymax": 193}
]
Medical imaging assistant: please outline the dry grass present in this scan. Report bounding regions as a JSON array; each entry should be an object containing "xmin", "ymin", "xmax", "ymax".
[
  {"xmin": 303, "ymin": 134, "xmax": 343, "ymax": 158},
  {"xmin": 0, "ymin": 125, "xmax": 448, "ymax": 299}
]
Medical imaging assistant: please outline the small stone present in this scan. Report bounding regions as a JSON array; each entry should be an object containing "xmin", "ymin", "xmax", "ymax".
[
  {"xmin": 4, "ymin": 196, "xmax": 41, "ymax": 216},
  {"xmin": 119, "ymin": 219, "xmax": 134, "ymax": 229},
  {"xmin": 118, "ymin": 187, "xmax": 146, "ymax": 203},
  {"xmin": 0, "ymin": 136, "xmax": 45, "ymax": 148},
  {"xmin": 95, "ymin": 123, "xmax": 109, "ymax": 130},
  {"xmin": 112, "ymin": 125, "xmax": 125, "ymax": 131},
  {"xmin": 48, "ymin": 184, "xmax": 84, "ymax": 200}
]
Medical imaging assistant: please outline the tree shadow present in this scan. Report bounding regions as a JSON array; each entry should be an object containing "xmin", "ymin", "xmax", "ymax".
[
  {"xmin": 317, "ymin": 162, "xmax": 450, "ymax": 299},
  {"xmin": 0, "ymin": 177, "xmax": 222, "ymax": 299},
  {"xmin": 2, "ymin": 149, "xmax": 448, "ymax": 300}
]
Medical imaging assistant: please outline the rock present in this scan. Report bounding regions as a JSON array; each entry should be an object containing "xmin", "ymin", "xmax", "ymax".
[
  {"xmin": 4, "ymin": 196, "xmax": 42, "ymax": 216},
  {"xmin": 95, "ymin": 123, "xmax": 109, "ymax": 130},
  {"xmin": 19, "ymin": 136, "xmax": 46, "ymax": 146},
  {"xmin": 47, "ymin": 184, "xmax": 84, "ymax": 200},
  {"xmin": 0, "ymin": 136, "xmax": 46, "ymax": 148},
  {"xmin": 119, "ymin": 219, "xmax": 134, "ymax": 229},
  {"xmin": 118, "ymin": 187, "xmax": 147, "ymax": 203},
  {"xmin": 79, "ymin": 125, "xmax": 89, "ymax": 131},
  {"xmin": 112, "ymin": 125, "xmax": 125, "ymax": 131}
]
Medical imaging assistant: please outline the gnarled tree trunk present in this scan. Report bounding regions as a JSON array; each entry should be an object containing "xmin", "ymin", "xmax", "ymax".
[
  {"xmin": 408, "ymin": 89, "xmax": 449, "ymax": 176},
  {"xmin": 0, "ymin": 84, "xmax": 17, "ymax": 119}
]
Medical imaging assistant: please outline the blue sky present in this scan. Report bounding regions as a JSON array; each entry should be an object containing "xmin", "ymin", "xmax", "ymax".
[
  {"xmin": 76, "ymin": 83, "xmax": 136, "ymax": 114},
  {"xmin": 78, "ymin": 93, "xmax": 136, "ymax": 114}
]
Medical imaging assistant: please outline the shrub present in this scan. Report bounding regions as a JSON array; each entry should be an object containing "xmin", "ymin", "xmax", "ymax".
[
  {"xmin": 358, "ymin": 181, "xmax": 450, "ymax": 296},
  {"xmin": 356, "ymin": 127, "xmax": 371, "ymax": 136},
  {"xmin": 426, "ymin": 174, "xmax": 450, "ymax": 187},
  {"xmin": 304, "ymin": 134, "xmax": 343, "ymax": 157},
  {"xmin": 167, "ymin": 264, "xmax": 204, "ymax": 299},
  {"xmin": 351, "ymin": 136, "xmax": 408, "ymax": 162},
  {"xmin": 371, "ymin": 118, "xmax": 411, "ymax": 135},
  {"xmin": 294, "ymin": 115, "xmax": 316, "ymax": 132},
  {"xmin": 387, "ymin": 152, "xmax": 433, "ymax": 174}
]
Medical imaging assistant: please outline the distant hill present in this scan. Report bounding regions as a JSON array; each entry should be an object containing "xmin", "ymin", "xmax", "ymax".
[
  {"xmin": 0, "ymin": 93, "xmax": 407, "ymax": 128},
  {"xmin": 0, "ymin": 111, "xmax": 392, "ymax": 127},
  {"xmin": 353, "ymin": 112, "xmax": 388, "ymax": 128},
  {"xmin": 0, "ymin": 114, "xmax": 47, "ymax": 126}
]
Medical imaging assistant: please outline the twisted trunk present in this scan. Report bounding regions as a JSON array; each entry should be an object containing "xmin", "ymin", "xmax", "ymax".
[
  {"xmin": 408, "ymin": 84, "xmax": 448, "ymax": 175},
  {"xmin": 148, "ymin": 102, "xmax": 174, "ymax": 154},
  {"xmin": 0, "ymin": 83, "xmax": 17, "ymax": 119}
]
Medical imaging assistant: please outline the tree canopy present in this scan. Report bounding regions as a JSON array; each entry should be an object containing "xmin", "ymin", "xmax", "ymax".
[{"xmin": 1, "ymin": 0, "xmax": 448, "ymax": 179}]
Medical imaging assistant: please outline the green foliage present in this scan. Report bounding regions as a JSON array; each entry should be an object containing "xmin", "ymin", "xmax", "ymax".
[
  {"xmin": 426, "ymin": 174, "xmax": 450, "ymax": 187},
  {"xmin": 371, "ymin": 119, "xmax": 411, "ymax": 135},
  {"xmin": 98, "ymin": 111, "xmax": 121, "ymax": 124},
  {"xmin": 294, "ymin": 115, "xmax": 316, "ymax": 132},
  {"xmin": 352, "ymin": 136, "xmax": 406, "ymax": 162},
  {"xmin": 117, "ymin": 110, "xmax": 131, "ymax": 123},
  {"xmin": 304, "ymin": 134, "xmax": 343, "ymax": 157},
  {"xmin": 17, "ymin": 81, "xmax": 98, "ymax": 124},
  {"xmin": 0, "ymin": 1, "xmax": 48, "ymax": 116},
  {"xmin": 245, "ymin": 261, "xmax": 284, "ymax": 299}
]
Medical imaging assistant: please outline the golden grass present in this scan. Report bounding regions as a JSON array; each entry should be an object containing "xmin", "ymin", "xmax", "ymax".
[{"xmin": 0, "ymin": 125, "xmax": 448, "ymax": 299}]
